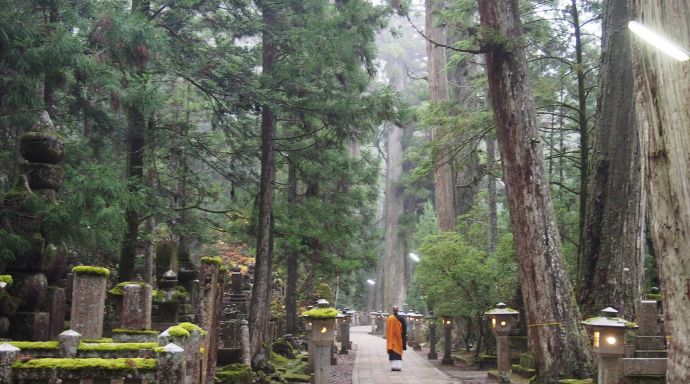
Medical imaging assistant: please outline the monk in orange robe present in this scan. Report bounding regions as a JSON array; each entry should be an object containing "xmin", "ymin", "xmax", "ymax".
[{"xmin": 386, "ymin": 305, "xmax": 407, "ymax": 371}]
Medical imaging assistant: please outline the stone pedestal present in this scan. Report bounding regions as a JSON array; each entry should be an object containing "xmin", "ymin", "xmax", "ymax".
[
  {"xmin": 428, "ymin": 322, "xmax": 437, "ymax": 360},
  {"xmin": 414, "ymin": 321, "xmax": 423, "ymax": 351},
  {"xmin": 156, "ymin": 343, "xmax": 186, "ymax": 384},
  {"xmin": 58, "ymin": 329, "xmax": 81, "ymax": 357},
  {"xmin": 598, "ymin": 355, "xmax": 623, "ymax": 384},
  {"xmin": 441, "ymin": 323, "xmax": 453, "ymax": 365},
  {"xmin": 636, "ymin": 300, "xmax": 660, "ymax": 336},
  {"xmin": 0, "ymin": 343, "xmax": 20, "ymax": 384},
  {"xmin": 313, "ymin": 345, "xmax": 331, "ymax": 384},
  {"xmin": 121, "ymin": 283, "xmax": 152, "ymax": 330},
  {"xmin": 496, "ymin": 334, "xmax": 511, "ymax": 382},
  {"xmin": 240, "ymin": 320, "xmax": 251, "ymax": 365},
  {"xmin": 70, "ymin": 271, "xmax": 107, "ymax": 339},
  {"xmin": 338, "ymin": 318, "xmax": 350, "ymax": 354}
]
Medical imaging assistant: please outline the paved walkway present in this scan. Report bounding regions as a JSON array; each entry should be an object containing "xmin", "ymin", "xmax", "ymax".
[{"xmin": 351, "ymin": 325, "xmax": 456, "ymax": 384}]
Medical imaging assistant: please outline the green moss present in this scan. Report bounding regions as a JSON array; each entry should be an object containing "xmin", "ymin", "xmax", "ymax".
[
  {"xmin": 13, "ymin": 358, "xmax": 156, "ymax": 370},
  {"xmin": 172, "ymin": 286, "xmax": 190, "ymax": 301},
  {"xmin": 108, "ymin": 281, "xmax": 149, "ymax": 296},
  {"xmin": 0, "ymin": 275, "xmax": 13, "ymax": 285},
  {"xmin": 177, "ymin": 322, "xmax": 206, "ymax": 335},
  {"xmin": 216, "ymin": 363, "xmax": 253, "ymax": 383},
  {"xmin": 8, "ymin": 341, "xmax": 59, "ymax": 350},
  {"xmin": 167, "ymin": 326, "xmax": 190, "ymax": 338},
  {"xmin": 111, "ymin": 329, "xmax": 159, "ymax": 335},
  {"xmin": 284, "ymin": 372, "xmax": 311, "ymax": 382},
  {"xmin": 301, "ymin": 307, "xmax": 338, "ymax": 319},
  {"xmin": 72, "ymin": 266, "xmax": 110, "ymax": 278},
  {"xmin": 81, "ymin": 338, "xmax": 113, "ymax": 343},
  {"xmin": 646, "ymin": 293, "xmax": 662, "ymax": 301},
  {"xmin": 78, "ymin": 342, "xmax": 158, "ymax": 351},
  {"xmin": 200, "ymin": 256, "xmax": 223, "ymax": 266}
]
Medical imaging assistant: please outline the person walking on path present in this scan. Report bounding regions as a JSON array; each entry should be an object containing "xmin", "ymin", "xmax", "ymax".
[{"xmin": 386, "ymin": 305, "xmax": 407, "ymax": 371}]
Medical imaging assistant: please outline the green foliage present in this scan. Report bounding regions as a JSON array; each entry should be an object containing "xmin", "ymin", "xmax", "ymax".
[
  {"xmin": 200, "ymin": 256, "xmax": 223, "ymax": 266},
  {"xmin": 72, "ymin": 265, "xmax": 110, "ymax": 277},
  {"xmin": 13, "ymin": 357, "xmax": 156, "ymax": 370},
  {"xmin": 414, "ymin": 231, "xmax": 517, "ymax": 318},
  {"xmin": 216, "ymin": 363, "xmax": 253, "ymax": 384}
]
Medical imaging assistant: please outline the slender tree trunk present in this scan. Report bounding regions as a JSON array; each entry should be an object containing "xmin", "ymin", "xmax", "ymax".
[
  {"xmin": 426, "ymin": 0, "xmax": 454, "ymax": 231},
  {"xmin": 629, "ymin": 1, "xmax": 690, "ymax": 380},
  {"xmin": 382, "ymin": 122, "xmax": 405, "ymax": 311},
  {"xmin": 486, "ymin": 136, "xmax": 498, "ymax": 254},
  {"xmin": 577, "ymin": 0, "xmax": 643, "ymax": 320},
  {"xmin": 249, "ymin": 1, "xmax": 277, "ymax": 360},
  {"xmin": 284, "ymin": 158, "xmax": 298, "ymax": 334},
  {"xmin": 477, "ymin": 1, "xmax": 592, "ymax": 381},
  {"xmin": 571, "ymin": 0, "xmax": 589, "ymax": 252}
]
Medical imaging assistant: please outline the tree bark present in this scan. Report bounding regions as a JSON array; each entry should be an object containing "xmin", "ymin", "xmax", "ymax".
[
  {"xmin": 382, "ymin": 122, "xmax": 405, "ymax": 311},
  {"xmin": 577, "ymin": 0, "xmax": 643, "ymax": 320},
  {"xmin": 486, "ymin": 136, "xmax": 498, "ymax": 254},
  {"xmin": 628, "ymin": 1, "xmax": 690, "ymax": 381},
  {"xmin": 249, "ymin": 1, "xmax": 277, "ymax": 360},
  {"xmin": 426, "ymin": 0, "xmax": 455, "ymax": 231},
  {"xmin": 477, "ymin": 1, "xmax": 592, "ymax": 381},
  {"xmin": 284, "ymin": 157, "xmax": 298, "ymax": 334}
]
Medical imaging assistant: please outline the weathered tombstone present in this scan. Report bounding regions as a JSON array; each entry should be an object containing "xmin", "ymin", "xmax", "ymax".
[
  {"xmin": 46, "ymin": 286, "xmax": 66, "ymax": 339},
  {"xmin": 240, "ymin": 320, "xmax": 251, "ymax": 365},
  {"xmin": 121, "ymin": 283, "xmax": 152, "ymax": 330},
  {"xmin": 69, "ymin": 266, "xmax": 109, "ymax": 338}
]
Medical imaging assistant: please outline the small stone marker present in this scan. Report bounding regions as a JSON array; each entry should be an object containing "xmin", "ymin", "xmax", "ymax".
[
  {"xmin": 156, "ymin": 343, "xmax": 186, "ymax": 384},
  {"xmin": 58, "ymin": 329, "xmax": 81, "ymax": 357},
  {"xmin": 0, "ymin": 343, "xmax": 20, "ymax": 383}
]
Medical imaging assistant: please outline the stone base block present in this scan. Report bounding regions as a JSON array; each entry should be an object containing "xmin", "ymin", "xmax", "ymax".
[
  {"xmin": 111, "ymin": 330, "xmax": 158, "ymax": 343},
  {"xmin": 9, "ymin": 311, "xmax": 50, "ymax": 340},
  {"xmin": 634, "ymin": 336, "xmax": 665, "ymax": 350},
  {"xmin": 623, "ymin": 358, "xmax": 667, "ymax": 376}
]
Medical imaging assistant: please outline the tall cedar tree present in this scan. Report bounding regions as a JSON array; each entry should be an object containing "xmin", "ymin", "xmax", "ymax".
[
  {"xmin": 476, "ymin": 1, "xmax": 592, "ymax": 381},
  {"xmin": 629, "ymin": 1, "xmax": 690, "ymax": 380},
  {"xmin": 577, "ymin": 0, "xmax": 643, "ymax": 319}
]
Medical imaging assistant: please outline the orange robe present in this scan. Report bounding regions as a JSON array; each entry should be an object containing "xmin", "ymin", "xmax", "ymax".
[{"xmin": 386, "ymin": 314, "xmax": 405, "ymax": 358}]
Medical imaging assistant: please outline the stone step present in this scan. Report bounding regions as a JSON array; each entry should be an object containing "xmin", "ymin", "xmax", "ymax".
[
  {"xmin": 511, "ymin": 363, "xmax": 535, "ymax": 378},
  {"xmin": 634, "ymin": 350, "xmax": 667, "ymax": 358}
]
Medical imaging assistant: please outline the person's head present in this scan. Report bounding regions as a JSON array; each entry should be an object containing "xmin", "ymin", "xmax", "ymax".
[{"xmin": 392, "ymin": 305, "xmax": 399, "ymax": 314}]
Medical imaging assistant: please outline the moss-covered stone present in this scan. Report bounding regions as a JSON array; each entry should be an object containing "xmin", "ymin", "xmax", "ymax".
[
  {"xmin": 72, "ymin": 266, "xmax": 110, "ymax": 278},
  {"xmin": 78, "ymin": 342, "xmax": 158, "ymax": 351},
  {"xmin": 167, "ymin": 326, "xmax": 190, "ymax": 338},
  {"xmin": 0, "ymin": 275, "xmax": 13, "ymax": 285},
  {"xmin": 216, "ymin": 363, "xmax": 253, "ymax": 384},
  {"xmin": 108, "ymin": 281, "xmax": 153, "ymax": 296},
  {"xmin": 200, "ymin": 256, "xmax": 223, "ymax": 266},
  {"xmin": 177, "ymin": 322, "xmax": 206, "ymax": 335},
  {"xmin": 111, "ymin": 329, "xmax": 159, "ymax": 335},
  {"xmin": 12, "ymin": 357, "xmax": 156, "ymax": 370},
  {"xmin": 8, "ymin": 341, "xmax": 59, "ymax": 350},
  {"xmin": 301, "ymin": 307, "xmax": 338, "ymax": 319},
  {"xmin": 81, "ymin": 338, "xmax": 113, "ymax": 343}
]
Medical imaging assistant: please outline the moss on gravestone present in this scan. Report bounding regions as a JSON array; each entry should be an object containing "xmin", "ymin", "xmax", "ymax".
[
  {"xmin": 12, "ymin": 357, "xmax": 156, "ymax": 370},
  {"xmin": 200, "ymin": 256, "xmax": 223, "ymax": 266},
  {"xmin": 301, "ymin": 307, "xmax": 338, "ymax": 319},
  {"xmin": 167, "ymin": 325, "xmax": 190, "ymax": 338},
  {"xmin": 8, "ymin": 341, "xmax": 59, "ymax": 350},
  {"xmin": 72, "ymin": 266, "xmax": 110, "ymax": 278},
  {"xmin": 177, "ymin": 322, "xmax": 206, "ymax": 335},
  {"xmin": 78, "ymin": 342, "xmax": 158, "ymax": 351}
]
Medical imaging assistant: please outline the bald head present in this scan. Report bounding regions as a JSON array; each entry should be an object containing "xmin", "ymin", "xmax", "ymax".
[{"xmin": 392, "ymin": 306, "xmax": 399, "ymax": 314}]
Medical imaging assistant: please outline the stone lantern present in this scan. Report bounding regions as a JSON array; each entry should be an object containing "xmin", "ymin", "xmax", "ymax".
[
  {"xmin": 404, "ymin": 311, "xmax": 415, "ymax": 347},
  {"xmin": 485, "ymin": 302, "xmax": 520, "ymax": 383},
  {"xmin": 441, "ymin": 316, "xmax": 454, "ymax": 365},
  {"xmin": 303, "ymin": 299, "xmax": 337, "ymax": 384},
  {"xmin": 337, "ymin": 311, "xmax": 352, "ymax": 354},
  {"xmin": 581, "ymin": 307, "xmax": 638, "ymax": 384},
  {"xmin": 412, "ymin": 312, "xmax": 424, "ymax": 350},
  {"xmin": 425, "ymin": 311, "xmax": 438, "ymax": 360}
]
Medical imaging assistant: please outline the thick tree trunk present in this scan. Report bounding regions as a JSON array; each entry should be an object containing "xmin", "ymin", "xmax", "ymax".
[
  {"xmin": 577, "ymin": 0, "xmax": 643, "ymax": 320},
  {"xmin": 382, "ymin": 122, "xmax": 405, "ymax": 311},
  {"xmin": 477, "ymin": 1, "xmax": 592, "ymax": 381},
  {"xmin": 284, "ymin": 158, "xmax": 298, "ymax": 334},
  {"xmin": 249, "ymin": 2, "xmax": 277, "ymax": 360},
  {"xmin": 628, "ymin": 1, "xmax": 690, "ymax": 381},
  {"xmin": 426, "ymin": 0, "xmax": 454, "ymax": 231}
]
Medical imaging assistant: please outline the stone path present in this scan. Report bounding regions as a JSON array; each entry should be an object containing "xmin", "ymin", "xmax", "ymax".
[{"xmin": 350, "ymin": 325, "xmax": 492, "ymax": 384}]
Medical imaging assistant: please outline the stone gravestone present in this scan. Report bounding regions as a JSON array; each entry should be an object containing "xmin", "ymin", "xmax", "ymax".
[
  {"xmin": 120, "ymin": 283, "xmax": 152, "ymax": 330},
  {"xmin": 70, "ymin": 267, "xmax": 108, "ymax": 339}
]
